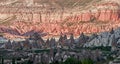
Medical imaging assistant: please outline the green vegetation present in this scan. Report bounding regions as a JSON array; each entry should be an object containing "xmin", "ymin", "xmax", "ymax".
[
  {"xmin": 50, "ymin": 57, "xmax": 94, "ymax": 64},
  {"xmin": 33, "ymin": 49, "xmax": 50, "ymax": 53},
  {"xmin": 64, "ymin": 57, "xmax": 82, "ymax": 64},
  {"xmin": 1, "ymin": 58, "xmax": 4, "ymax": 64},
  {"xmin": 85, "ymin": 46, "xmax": 111, "ymax": 51},
  {"xmin": 12, "ymin": 58, "xmax": 15, "ymax": 64},
  {"xmin": 81, "ymin": 59, "xmax": 94, "ymax": 64},
  {"xmin": 107, "ymin": 55, "xmax": 114, "ymax": 61}
]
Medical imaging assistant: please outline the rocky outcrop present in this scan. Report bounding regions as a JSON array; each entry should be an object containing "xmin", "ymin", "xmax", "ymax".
[
  {"xmin": 84, "ymin": 27, "xmax": 120, "ymax": 47},
  {"xmin": 0, "ymin": 0, "xmax": 120, "ymax": 39},
  {"xmin": 65, "ymin": 2, "xmax": 120, "ymax": 22},
  {"xmin": 0, "ymin": 21, "xmax": 120, "ymax": 39}
]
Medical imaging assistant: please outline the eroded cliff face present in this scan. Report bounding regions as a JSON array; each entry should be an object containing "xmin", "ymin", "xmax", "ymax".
[{"xmin": 0, "ymin": 0, "xmax": 120, "ymax": 39}]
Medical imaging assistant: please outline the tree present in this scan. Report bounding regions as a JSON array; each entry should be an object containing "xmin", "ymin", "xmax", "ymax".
[
  {"xmin": 81, "ymin": 59, "xmax": 94, "ymax": 64},
  {"xmin": 12, "ymin": 58, "xmax": 15, "ymax": 64},
  {"xmin": 26, "ymin": 59, "xmax": 33, "ymax": 64},
  {"xmin": 1, "ymin": 57, "xmax": 4, "ymax": 64},
  {"xmin": 32, "ymin": 32, "xmax": 41, "ymax": 40},
  {"xmin": 50, "ymin": 57, "xmax": 82, "ymax": 64},
  {"xmin": 58, "ymin": 34, "xmax": 63, "ymax": 43},
  {"xmin": 70, "ymin": 33, "xmax": 74, "ymax": 43},
  {"xmin": 64, "ymin": 57, "xmax": 82, "ymax": 64},
  {"xmin": 79, "ymin": 32, "xmax": 88, "ymax": 43},
  {"xmin": 110, "ymin": 28, "xmax": 114, "ymax": 34},
  {"xmin": 63, "ymin": 34, "xmax": 67, "ymax": 40}
]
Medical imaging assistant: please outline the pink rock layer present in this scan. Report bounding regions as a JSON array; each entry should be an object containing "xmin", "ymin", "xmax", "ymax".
[
  {"xmin": 0, "ymin": 2, "xmax": 120, "ymax": 39},
  {"xmin": 65, "ymin": 9, "xmax": 120, "ymax": 22},
  {"xmin": 0, "ymin": 20, "xmax": 120, "ymax": 39}
]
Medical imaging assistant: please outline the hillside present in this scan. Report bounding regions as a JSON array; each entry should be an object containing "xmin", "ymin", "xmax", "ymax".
[{"xmin": 0, "ymin": 0, "xmax": 120, "ymax": 39}]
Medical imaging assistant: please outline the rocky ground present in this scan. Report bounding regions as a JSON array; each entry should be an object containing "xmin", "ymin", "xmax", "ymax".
[{"xmin": 0, "ymin": 0, "xmax": 119, "ymax": 39}]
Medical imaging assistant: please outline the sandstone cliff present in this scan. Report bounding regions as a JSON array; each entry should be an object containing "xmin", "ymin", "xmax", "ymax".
[{"xmin": 0, "ymin": 0, "xmax": 120, "ymax": 39}]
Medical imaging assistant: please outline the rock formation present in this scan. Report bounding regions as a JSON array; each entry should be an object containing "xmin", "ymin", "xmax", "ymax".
[{"xmin": 0, "ymin": 0, "xmax": 120, "ymax": 39}]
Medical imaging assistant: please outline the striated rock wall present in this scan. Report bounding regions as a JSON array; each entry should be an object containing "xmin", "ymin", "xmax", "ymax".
[
  {"xmin": 0, "ymin": 1, "xmax": 120, "ymax": 39},
  {"xmin": 65, "ymin": 9, "xmax": 120, "ymax": 22},
  {"xmin": 0, "ymin": 21, "xmax": 120, "ymax": 39}
]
